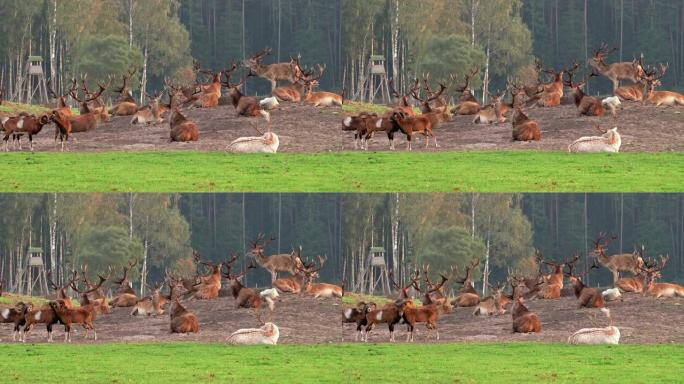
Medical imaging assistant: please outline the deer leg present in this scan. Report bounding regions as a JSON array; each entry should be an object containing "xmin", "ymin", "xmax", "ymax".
[{"xmin": 29, "ymin": 134, "xmax": 34, "ymax": 152}]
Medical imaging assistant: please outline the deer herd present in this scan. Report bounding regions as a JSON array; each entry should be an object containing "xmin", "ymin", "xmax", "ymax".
[
  {"xmin": 343, "ymin": 43, "xmax": 682, "ymax": 153},
  {"xmin": 0, "ymin": 43, "xmax": 681, "ymax": 153},
  {"xmin": 2, "ymin": 231, "xmax": 682, "ymax": 346}
]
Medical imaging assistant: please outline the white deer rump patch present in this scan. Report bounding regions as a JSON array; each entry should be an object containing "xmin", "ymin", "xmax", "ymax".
[{"xmin": 1, "ymin": 308, "xmax": 9, "ymax": 319}]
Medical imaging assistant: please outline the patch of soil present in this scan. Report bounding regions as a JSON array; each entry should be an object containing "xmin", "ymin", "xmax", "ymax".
[
  {"xmin": 14, "ymin": 102, "xmax": 684, "ymax": 153},
  {"xmin": 2, "ymin": 292, "xmax": 682, "ymax": 344}
]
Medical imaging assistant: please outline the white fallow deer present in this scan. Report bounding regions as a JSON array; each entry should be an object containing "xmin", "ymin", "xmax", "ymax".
[{"xmin": 567, "ymin": 308, "xmax": 620, "ymax": 345}]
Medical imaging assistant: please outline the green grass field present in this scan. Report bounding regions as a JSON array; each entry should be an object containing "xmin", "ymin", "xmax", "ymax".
[
  {"xmin": 1, "ymin": 342, "xmax": 681, "ymax": 383},
  {"xmin": 1, "ymin": 151, "xmax": 683, "ymax": 192}
]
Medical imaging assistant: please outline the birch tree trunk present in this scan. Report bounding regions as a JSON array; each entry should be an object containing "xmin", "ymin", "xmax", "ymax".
[
  {"xmin": 140, "ymin": 217, "xmax": 149, "ymax": 296},
  {"xmin": 391, "ymin": 193, "xmax": 400, "ymax": 277},
  {"xmin": 50, "ymin": 193, "xmax": 57, "ymax": 272},
  {"xmin": 140, "ymin": 38, "xmax": 148, "ymax": 105},
  {"xmin": 49, "ymin": 0, "xmax": 57, "ymax": 87},
  {"xmin": 482, "ymin": 37, "xmax": 490, "ymax": 105},
  {"xmin": 391, "ymin": 0, "xmax": 400, "ymax": 84},
  {"xmin": 128, "ymin": 193, "xmax": 135, "ymax": 240},
  {"xmin": 129, "ymin": 0, "xmax": 134, "ymax": 47},
  {"xmin": 471, "ymin": 0, "xmax": 477, "ymax": 47}
]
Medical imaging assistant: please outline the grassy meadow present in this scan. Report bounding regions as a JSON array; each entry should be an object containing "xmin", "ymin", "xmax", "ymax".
[
  {"xmin": 1, "ymin": 151, "xmax": 683, "ymax": 192},
  {"xmin": 0, "ymin": 342, "xmax": 682, "ymax": 383}
]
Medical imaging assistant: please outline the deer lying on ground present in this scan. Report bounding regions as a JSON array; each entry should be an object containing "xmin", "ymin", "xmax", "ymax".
[
  {"xmin": 243, "ymin": 48, "xmax": 299, "ymax": 91},
  {"xmin": 72, "ymin": 75, "xmax": 110, "ymax": 115},
  {"xmin": 398, "ymin": 299, "xmax": 440, "ymax": 342},
  {"xmin": 568, "ymin": 126, "xmax": 621, "ymax": 153},
  {"xmin": 250, "ymin": 234, "xmax": 304, "ymax": 283},
  {"xmin": 564, "ymin": 69, "xmax": 606, "ymax": 117},
  {"xmin": 225, "ymin": 262, "xmax": 262, "ymax": 310},
  {"xmin": 110, "ymin": 260, "xmax": 139, "ymax": 307},
  {"xmin": 1, "ymin": 301, "xmax": 33, "ymax": 341},
  {"xmin": 451, "ymin": 68, "xmax": 481, "ymax": 115},
  {"xmin": 109, "ymin": 68, "xmax": 139, "ymax": 116},
  {"xmin": 1, "ymin": 113, "xmax": 51, "ymax": 152},
  {"xmin": 227, "ymin": 321, "xmax": 280, "ymax": 345},
  {"xmin": 568, "ymin": 308, "xmax": 620, "ymax": 345},
  {"xmin": 420, "ymin": 265, "xmax": 455, "ymax": 314},
  {"xmin": 473, "ymin": 91, "xmax": 507, "ymax": 124},
  {"xmin": 534, "ymin": 63, "xmax": 576, "ymax": 107},
  {"xmin": 131, "ymin": 282, "xmax": 165, "ymax": 316},
  {"xmin": 50, "ymin": 299, "xmax": 96, "ymax": 342},
  {"xmin": 591, "ymin": 233, "xmax": 644, "ymax": 283},
  {"xmin": 614, "ymin": 247, "xmax": 649, "ymax": 293},
  {"xmin": 70, "ymin": 272, "xmax": 110, "ymax": 316},
  {"xmin": 224, "ymin": 73, "xmax": 271, "ymax": 121},
  {"xmin": 271, "ymin": 57, "xmax": 310, "ymax": 102},
  {"xmin": 228, "ymin": 122, "xmax": 279, "ymax": 153},
  {"xmin": 272, "ymin": 248, "xmax": 308, "ymax": 293},
  {"xmin": 645, "ymin": 63, "xmax": 684, "ymax": 107},
  {"xmin": 169, "ymin": 298, "xmax": 199, "ymax": 333},
  {"xmin": 342, "ymin": 301, "xmax": 377, "ymax": 341},
  {"xmin": 300, "ymin": 64, "xmax": 343, "ymax": 107},
  {"xmin": 47, "ymin": 78, "xmax": 76, "ymax": 118},
  {"xmin": 451, "ymin": 259, "xmax": 481, "ymax": 308},
  {"xmin": 411, "ymin": 79, "xmax": 452, "ymax": 127},
  {"xmin": 389, "ymin": 78, "xmax": 418, "ymax": 117},
  {"xmin": 192, "ymin": 68, "xmax": 224, "ymax": 108},
  {"xmin": 566, "ymin": 260, "xmax": 605, "ymax": 308},
  {"xmin": 473, "ymin": 283, "xmax": 506, "ymax": 316},
  {"xmin": 131, "ymin": 91, "xmax": 164, "ymax": 125},
  {"xmin": 47, "ymin": 270, "xmax": 78, "ymax": 309},
  {"xmin": 511, "ymin": 296, "xmax": 541, "ymax": 333},
  {"xmin": 588, "ymin": 43, "xmax": 646, "ymax": 90},
  {"xmin": 536, "ymin": 253, "xmax": 579, "ymax": 299},
  {"xmin": 302, "ymin": 256, "xmax": 344, "ymax": 299},
  {"xmin": 642, "ymin": 255, "xmax": 684, "ymax": 298}
]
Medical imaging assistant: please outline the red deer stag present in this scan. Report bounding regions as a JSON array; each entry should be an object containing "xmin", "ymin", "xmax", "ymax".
[
  {"xmin": 451, "ymin": 68, "xmax": 482, "ymax": 115},
  {"xmin": 451, "ymin": 259, "xmax": 481, "ymax": 308},
  {"xmin": 645, "ymin": 63, "xmax": 684, "ymax": 107},
  {"xmin": 249, "ymin": 234, "xmax": 304, "ymax": 283},
  {"xmin": 110, "ymin": 259, "xmax": 139, "ymax": 307},
  {"xmin": 243, "ymin": 48, "xmax": 300, "ymax": 91},
  {"xmin": 109, "ymin": 68, "xmax": 139, "ymax": 116},
  {"xmin": 592, "ymin": 233, "xmax": 644, "ymax": 283},
  {"xmin": 303, "ymin": 256, "xmax": 344, "ymax": 299},
  {"xmin": 169, "ymin": 298, "xmax": 200, "ymax": 333},
  {"xmin": 588, "ymin": 43, "xmax": 646, "ymax": 90},
  {"xmin": 511, "ymin": 296, "xmax": 542, "ymax": 333},
  {"xmin": 642, "ymin": 255, "xmax": 684, "ymax": 298},
  {"xmin": 565, "ymin": 260, "xmax": 605, "ymax": 309},
  {"xmin": 564, "ymin": 68, "xmax": 606, "ymax": 117}
]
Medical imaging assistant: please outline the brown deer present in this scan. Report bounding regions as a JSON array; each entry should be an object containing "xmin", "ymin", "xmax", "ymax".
[
  {"xmin": 168, "ymin": 106, "xmax": 199, "ymax": 142},
  {"xmin": 642, "ymin": 255, "xmax": 684, "ymax": 298},
  {"xmin": 411, "ymin": 81, "xmax": 452, "ymax": 127},
  {"xmin": 614, "ymin": 56, "xmax": 649, "ymax": 102},
  {"xmin": 110, "ymin": 259, "xmax": 139, "ymax": 308},
  {"xmin": 249, "ymin": 234, "xmax": 304, "ymax": 283},
  {"xmin": 473, "ymin": 90, "xmax": 507, "ymax": 124},
  {"xmin": 131, "ymin": 282, "xmax": 165, "ymax": 316},
  {"xmin": 22, "ymin": 303, "xmax": 63, "ymax": 343},
  {"xmin": 271, "ymin": 249, "xmax": 308, "ymax": 293},
  {"xmin": 47, "ymin": 78, "xmax": 76, "ymax": 118},
  {"xmin": 363, "ymin": 302, "xmax": 405, "ymax": 342},
  {"xmin": 169, "ymin": 298, "xmax": 200, "ymax": 333},
  {"xmin": 565, "ymin": 260, "xmax": 605, "ymax": 309},
  {"xmin": 588, "ymin": 43, "xmax": 646, "ymax": 90},
  {"xmin": 242, "ymin": 48, "xmax": 299, "ymax": 90},
  {"xmin": 451, "ymin": 259, "xmax": 481, "ymax": 308},
  {"xmin": 511, "ymin": 296, "xmax": 541, "ymax": 333},
  {"xmin": 70, "ymin": 268, "xmax": 110, "ymax": 316},
  {"xmin": 271, "ymin": 58, "xmax": 310, "ymax": 102},
  {"xmin": 109, "ymin": 68, "xmax": 139, "ymax": 116},
  {"xmin": 131, "ymin": 91, "xmax": 164, "ymax": 125},
  {"xmin": 389, "ymin": 78, "xmax": 418, "ymax": 117},
  {"xmin": 615, "ymin": 246, "xmax": 649, "ymax": 293},
  {"xmin": 564, "ymin": 68, "xmax": 605, "ymax": 117},
  {"xmin": 300, "ymin": 64, "xmax": 343, "ymax": 107},
  {"xmin": 645, "ymin": 63, "xmax": 684, "ymax": 107},
  {"xmin": 224, "ymin": 262, "xmax": 262, "ymax": 309},
  {"xmin": 388, "ymin": 110, "xmax": 436, "ymax": 150},
  {"xmin": 451, "ymin": 68, "xmax": 482, "ymax": 115},
  {"xmin": 592, "ymin": 233, "xmax": 644, "ymax": 283},
  {"xmin": 73, "ymin": 75, "xmax": 110, "ymax": 115},
  {"xmin": 397, "ymin": 299, "xmax": 440, "ymax": 342},
  {"xmin": 473, "ymin": 282, "xmax": 506, "ymax": 316},
  {"xmin": 50, "ymin": 299, "xmax": 96, "ymax": 342},
  {"xmin": 303, "ymin": 256, "xmax": 344, "ymax": 299},
  {"xmin": 536, "ymin": 253, "xmax": 579, "ymax": 299},
  {"xmin": 223, "ymin": 72, "xmax": 271, "ymax": 121},
  {"xmin": 535, "ymin": 63, "xmax": 574, "ymax": 107}
]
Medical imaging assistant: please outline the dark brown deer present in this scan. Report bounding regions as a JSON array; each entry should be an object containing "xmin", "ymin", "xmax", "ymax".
[
  {"xmin": 388, "ymin": 110, "xmax": 436, "ymax": 150},
  {"xmin": 169, "ymin": 298, "xmax": 200, "ymax": 333},
  {"xmin": 511, "ymin": 296, "xmax": 541, "ymax": 333},
  {"xmin": 167, "ymin": 89, "xmax": 199, "ymax": 143},
  {"xmin": 565, "ymin": 260, "xmax": 605, "ymax": 308},
  {"xmin": 451, "ymin": 259, "xmax": 481, "ymax": 308},
  {"xmin": 223, "ymin": 72, "xmax": 271, "ymax": 121},
  {"xmin": 451, "ymin": 68, "xmax": 482, "ymax": 115},
  {"xmin": 564, "ymin": 68, "xmax": 606, "ymax": 117},
  {"xmin": 588, "ymin": 43, "xmax": 646, "ymax": 90},
  {"xmin": 224, "ymin": 262, "xmax": 262, "ymax": 309}
]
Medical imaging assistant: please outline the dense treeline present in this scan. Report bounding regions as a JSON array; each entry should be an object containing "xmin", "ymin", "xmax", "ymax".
[
  {"xmin": 0, "ymin": 193, "xmax": 682, "ymax": 296},
  {"xmin": 0, "ymin": 1, "xmax": 681, "ymax": 104}
]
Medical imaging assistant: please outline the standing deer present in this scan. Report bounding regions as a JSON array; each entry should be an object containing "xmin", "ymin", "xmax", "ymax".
[
  {"xmin": 249, "ymin": 234, "xmax": 304, "ymax": 283},
  {"xmin": 242, "ymin": 48, "xmax": 299, "ymax": 91},
  {"xmin": 588, "ymin": 44, "xmax": 646, "ymax": 90},
  {"xmin": 592, "ymin": 233, "xmax": 644, "ymax": 283}
]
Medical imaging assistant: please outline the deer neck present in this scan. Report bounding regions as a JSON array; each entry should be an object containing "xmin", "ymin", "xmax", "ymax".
[
  {"xmin": 573, "ymin": 88, "xmax": 585, "ymax": 106},
  {"xmin": 572, "ymin": 278, "xmax": 585, "ymax": 297},
  {"xmin": 253, "ymin": 251, "xmax": 270, "ymax": 267},
  {"xmin": 253, "ymin": 63, "xmax": 270, "ymax": 77},
  {"xmin": 595, "ymin": 249, "xmax": 611, "ymax": 266},
  {"xmin": 590, "ymin": 60, "xmax": 609, "ymax": 74},
  {"xmin": 230, "ymin": 279, "xmax": 243, "ymax": 298}
]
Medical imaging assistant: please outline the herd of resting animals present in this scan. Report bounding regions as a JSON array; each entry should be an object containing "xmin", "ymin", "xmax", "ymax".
[
  {"xmin": 1, "ymin": 232, "xmax": 683, "ymax": 345},
  {"xmin": 0, "ymin": 44, "xmax": 682, "ymax": 153}
]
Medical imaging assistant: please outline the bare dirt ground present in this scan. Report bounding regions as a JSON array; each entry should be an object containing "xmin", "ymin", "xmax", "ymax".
[
  {"xmin": 2, "ymin": 291, "xmax": 682, "ymax": 345},
  {"xmin": 16, "ymin": 101, "xmax": 684, "ymax": 153}
]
